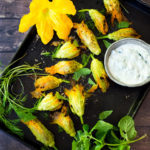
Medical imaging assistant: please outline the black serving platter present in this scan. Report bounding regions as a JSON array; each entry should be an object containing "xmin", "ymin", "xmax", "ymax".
[{"xmin": 1, "ymin": 0, "xmax": 150, "ymax": 150}]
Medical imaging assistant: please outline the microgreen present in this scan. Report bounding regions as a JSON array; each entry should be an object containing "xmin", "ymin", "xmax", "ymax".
[
  {"xmin": 73, "ymin": 68, "xmax": 91, "ymax": 81},
  {"xmin": 72, "ymin": 111, "xmax": 147, "ymax": 150}
]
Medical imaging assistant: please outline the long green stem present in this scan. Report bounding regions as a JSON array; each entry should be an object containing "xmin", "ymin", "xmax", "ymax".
[
  {"xmin": 78, "ymin": 9, "xmax": 90, "ymax": 12},
  {"xmin": 104, "ymin": 134, "xmax": 147, "ymax": 146},
  {"xmin": 97, "ymin": 35, "xmax": 108, "ymax": 39},
  {"xmin": 80, "ymin": 116, "xmax": 84, "ymax": 124},
  {"xmin": 62, "ymin": 79, "xmax": 70, "ymax": 84}
]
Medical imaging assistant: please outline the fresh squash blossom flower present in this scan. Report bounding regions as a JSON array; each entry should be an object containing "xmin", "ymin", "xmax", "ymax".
[
  {"xmin": 64, "ymin": 84, "xmax": 85, "ymax": 124},
  {"xmin": 19, "ymin": 0, "xmax": 76, "ymax": 44},
  {"xmin": 22, "ymin": 119, "xmax": 55, "ymax": 148},
  {"xmin": 37, "ymin": 92, "xmax": 63, "ymax": 111},
  {"xmin": 51, "ymin": 106, "xmax": 76, "ymax": 137}
]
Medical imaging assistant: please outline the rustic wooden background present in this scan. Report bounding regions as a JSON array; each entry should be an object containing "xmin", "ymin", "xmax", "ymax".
[{"xmin": 0, "ymin": 0, "xmax": 150, "ymax": 149}]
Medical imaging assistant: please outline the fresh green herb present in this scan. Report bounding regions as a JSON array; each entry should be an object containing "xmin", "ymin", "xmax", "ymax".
[
  {"xmin": 77, "ymin": 11, "xmax": 86, "ymax": 21},
  {"xmin": 55, "ymin": 91, "xmax": 68, "ymax": 101},
  {"xmin": 86, "ymin": 20, "xmax": 95, "ymax": 30},
  {"xmin": 99, "ymin": 110, "xmax": 113, "ymax": 120},
  {"xmin": 73, "ymin": 68, "xmax": 91, "ymax": 81},
  {"xmin": 88, "ymin": 78, "xmax": 96, "ymax": 85},
  {"xmin": 72, "ymin": 111, "xmax": 147, "ymax": 150},
  {"xmin": 41, "ymin": 52, "xmax": 51, "ymax": 56},
  {"xmin": 118, "ymin": 116, "xmax": 137, "ymax": 141},
  {"xmin": 52, "ymin": 44, "xmax": 62, "ymax": 59},
  {"xmin": 117, "ymin": 21, "xmax": 130, "ymax": 29},
  {"xmin": 103, "ymin": 40, "xmax": 112, "ymax": 49},
  {"xmin": 81, "ymin": 54, "xmax": 91, "ymax": 67},
  {"xmin": 0, "ymin": 62, "xmax": 41, "ymax": 135}
]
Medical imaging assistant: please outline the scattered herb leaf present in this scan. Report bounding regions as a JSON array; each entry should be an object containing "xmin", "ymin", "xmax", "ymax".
[
  {"xmin": 55, "ymin": 92, "xmax": 68, "ymax": 101},
  {"xmin": 99, "ymin": 110, "xmax": 113, "ymax": 120},
  {"xmin": 117, "ymin": 21, "xmax": 130, "ymax": 29},
  {"xmin": 81, "ymin": 54, "xmax": 91, "ymax": 67},
  {"xmin": 103, "ymin": 40, "xmax": 112, "ymax": 48},
  {"xmin": 88, "ymin": 78, "xmax": 96, "ymax": 85},
  {"xmin": 73, "ymin": 68, "xmax": 91, "ymax": 81}
]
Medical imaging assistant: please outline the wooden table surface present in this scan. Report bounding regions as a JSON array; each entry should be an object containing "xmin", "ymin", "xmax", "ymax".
[{"xmin": 0, "ymin": 0, "xmax": 150, "ymax": 150}]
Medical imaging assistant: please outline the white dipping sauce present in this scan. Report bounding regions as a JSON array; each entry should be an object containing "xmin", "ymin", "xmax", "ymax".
[{"xmin": 108, "ymin": 44, "xmax": 150, "ymax": 85}]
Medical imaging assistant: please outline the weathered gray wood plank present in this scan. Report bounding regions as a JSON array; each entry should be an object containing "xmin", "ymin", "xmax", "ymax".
[
  {"xmin": 0, "ymin": 0, "xmax": 30, "ymax": 19},
  {"xmin": 0, "ymin": 19, "xmax": 27, "ymax": 52}
]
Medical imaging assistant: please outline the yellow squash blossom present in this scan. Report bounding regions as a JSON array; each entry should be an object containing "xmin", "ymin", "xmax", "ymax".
[
  {"xmin": 19, "ymin": 0, "xmax": 76, "ymax": 44},
  {"xmin": 91, "ymin": 56, "xmax": 109, "ymax": 93},
  {"xmin": 31, "ymin": 75, "xmax": 70, "ymax": 98},
  {"xmin": 98, "ymin": 28, "xmax": 141, "ymax": 41},
  {"xmin": 51, "ymin": 106, "xmax": 76, "ymax": 137},
  {"xmin": 37, "ymin": 92, "xmax": 63, "ymax": 111},
  {"xmin": 22, "ymin": 119, "xmax": 55, "ymax": 148},
  {"xmin": 64, "ymin": 84, "xmax": 86, "ymax": 124},
  {"xmin": 45, "ymin": 60, "xmax": 83, "ymax": 75}
]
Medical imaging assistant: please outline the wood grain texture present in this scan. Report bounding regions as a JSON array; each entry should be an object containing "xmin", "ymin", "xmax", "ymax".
[
  {"xmin": 0, "ymin": 0, "xmax": 30, "ymax": 19},
  {"xmin": 0, "ymin": 19, "xmax": 27, "ymax": 52}
]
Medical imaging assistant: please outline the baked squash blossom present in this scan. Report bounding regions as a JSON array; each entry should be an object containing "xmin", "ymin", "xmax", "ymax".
[
  {"xmin": 79, "ymin": 9, "xmax": 108, "ymax": 35},
  {"xmin": 45, "ymin": 60, "xmax": 83, "ymax": 75},
  {"xmin": 31, "ymin": 75, "xmax": 69, "ymax": 98},
  {"xmin": 37, "ymin": 92, "xmax": 63, "ymax": 111},
  {"xmin": 74, "ymin": 21, "xmax": 101, "ymax": 55},
  {"xmin": 91, "ymin": 56, "xmax": 109, "ymax": 93},
  {"xmin": 19, "ymin": 0, "xmax": 76, "ymax": 44},
  {"xmin": 52, "ymin": 40, "xmax": 80, "ymax": 59},
  {"xmin": 64, "ymin": 84, "xmax": 85, "ymax": 124},
  {"xmin": 98, "ymin": 28, "xmax": 141, "ymax": 41},
  {"xmin": 103, "ymin": 0, "xmax": 127, "ymax": 24},
  {"xmin": 51, "ymin": 106, "xmax": 76, "ymax": 137},
  {"xmin": 22, "ymin": 119, "xmax": 55, "ymax": 148}
]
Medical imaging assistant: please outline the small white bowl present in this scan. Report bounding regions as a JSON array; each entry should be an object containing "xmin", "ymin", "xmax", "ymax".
[{"xmin": 104, "ymin": 38, "xmax": 150, "ymax": 87}]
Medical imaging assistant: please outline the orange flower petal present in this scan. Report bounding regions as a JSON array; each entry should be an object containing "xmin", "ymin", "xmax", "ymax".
[
  {"xmin": 49, "ymin": 11, "xmax": 73, "ymax": 40},
  {"xmin": 51, "ymin": 0, "xmax": 76, "ymax": 15},
  {"xmin": 19, "ymin": 13, "xmax": 36, "ymax": 32},
  {"xmin": 36, "ymin": 17, "xmax": 54, "ymax": 44}
]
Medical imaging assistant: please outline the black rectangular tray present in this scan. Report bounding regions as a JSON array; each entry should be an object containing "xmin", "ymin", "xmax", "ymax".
[{"xmin": 1, "ymin": 0, "xmax": 150, "ymax": 150}]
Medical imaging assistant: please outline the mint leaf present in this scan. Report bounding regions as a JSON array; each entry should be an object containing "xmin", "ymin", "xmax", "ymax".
[
  {"xmin": 73, "ymin": 68, "xmax": 91, "ymax": 81},
  {"xmin": 117, "ymin": 21, "xmax": 130, "ymax": 29},
  {"xmin": 81, "ymin": 54, "xmax": 91, "ymax": 67},
  {"xmin": 103, "ymin": 40, "xmax": 111, "ymax": 49},
  {"xmin": 88, "ymin": 78, "xmax": 96, "ymax": 85},
  {"xmin": 99, "ymin": 110, "xmax": 113, "ymax": 120},
  {"xmin": 83, "ymin": 124, "xmax": 89, "ymax": 132},
  {"xmin": 118, "ymin": 116, "xmax": 137, "ymax": 141}
]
